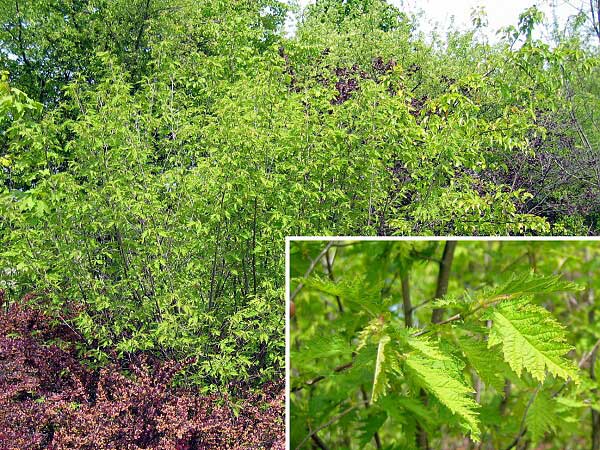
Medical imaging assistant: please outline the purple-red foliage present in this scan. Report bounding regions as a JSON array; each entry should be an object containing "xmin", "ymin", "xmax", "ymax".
[
  {"xmin": 331, "ymin": 58, "xmax": 397, "ymax": 105},
  {"xmin": 276, "ymin": 47, "xmax": 398, "ymax": 104},
  {"xmin": 478, "ymin": 111, "xmax": 600, "ymax": 228},
  {"xmin": 0, "ymin": 293, "xmax": 284, "ymax": 450}
]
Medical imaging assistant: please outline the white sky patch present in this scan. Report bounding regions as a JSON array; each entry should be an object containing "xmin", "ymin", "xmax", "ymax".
[{"xmin": 289, "ymin": 0, "xmax": 588, "ymax": 44}]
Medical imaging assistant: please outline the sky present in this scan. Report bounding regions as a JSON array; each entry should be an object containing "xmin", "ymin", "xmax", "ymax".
[{"xmin": 290, "ymin": 0, "xmax": 588, "ymax": 43}]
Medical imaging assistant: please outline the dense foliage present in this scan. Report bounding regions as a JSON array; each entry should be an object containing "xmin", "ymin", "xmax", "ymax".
[
  {"xmin": 1, "ymin": 0, "xmax": 599, "ymax": 446},
  {"xmin": 290, "ymin": 240, "xmax": 600, "ymax": 449}
]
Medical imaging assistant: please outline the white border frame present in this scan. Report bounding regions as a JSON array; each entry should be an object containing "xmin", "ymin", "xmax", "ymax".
[{"xmin": 284, "ymin": 235, "xmax": 600, "ymax": 450}]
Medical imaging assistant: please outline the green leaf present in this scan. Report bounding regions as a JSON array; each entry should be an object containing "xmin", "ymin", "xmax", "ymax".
[
  {"xmin": 485, "ymin": 299, "xmax": 578, "ymax": 383},
  {"xmin": 457, "ymin": 335, "xmax": 512, "ymax": 392},
  {"xmin": 302, "ymin": 276, "xmax": 384, "ymax": 317},
  {"xmin": 483, "ymin": 272, "xmax": 583, "ymax": 302},
  {"xmin": 357, "ymin": 316, "xmax": 387, "ymax": 351},
  {"xmin": 406, "ymin": 333, "xmax": 449, "ymax": 361},
  {"xmin": 526, "ymin": 392, "xmax": 557, "ymax": 444},
  {"xmin": 293, "ymin": 334, "xmax": 349, "ymax": 366},
  {"xmin": 405, "ymin": 354, "xmax": 480, "ymax": 441},
  {"xmin": 372, "ymin": 334, "xmax": 391, "ymax": 403},
  {"xmin": 357, "ymin": 408, "xmax": 387, "ymax": 448}
]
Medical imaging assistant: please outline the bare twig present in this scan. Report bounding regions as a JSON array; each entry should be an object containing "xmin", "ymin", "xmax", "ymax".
[
  {"xmin": 578, "ymin": 338, "xmax": 600, "ymax": 369},
  {"xmin": 325, "ymin": 248, "xmax": 343, "ymax": 314},
  {"xmin": 550, "ymin": 338, "xmax": 600, "ymax": 402},
  {"xmin": 311, "ymin": 433, "xmax": 329, "ymax": 450},
  {"xmin": 295, "ymin": 401, "xmax": 368, "ymax": 450},
  {"xmin": 591, "ymin": 0, "xmax": 600, "ymax": 44},
  {"xmin": 410, "ymin": 296, "xmax": 434, "ymax": 312},
  {"xmin": 291, "ymin": 361, "xmax": 353, "ymax": 393},
  {"xmin": 504, "ymin": 384, "xmax": 542, "ymax": 450},
  {"xmin": 290, "ymin": 241, "xmax": 335, "ymax": 302},
  {"xmin": 412, "ymin": 314, "xmax": 462, "ymax": 337}
]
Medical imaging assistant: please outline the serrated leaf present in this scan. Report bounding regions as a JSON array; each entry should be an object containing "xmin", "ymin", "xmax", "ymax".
[
  {"xmin": 302, "ymin": 276, "xmax": 384, "ymax": 316},
  {"xmin": 357, "ymin": 409, "xmax": 387, "ymax": 447},
  {"xmin": 293, "ymin": 334, "xmax": 349, "ymax": 367},
  {"xmin": 485, "ymin": 299, "xmax": 579, "ymax": 383},
  {"xmin": 457, "ymin": 335, "xmax": 511, "ymax": 392},
  {"xmin": 432, "ymin": 292, "xmax": 472, "ymax": 308},
  {"xmin": 406, "ymin": 333, "xmax": 449, "ymax": 361},
  {"xmin": 554, "ymin": 396, "xmax": 588, "ymax": 409},
  {"xmin": 372, "ymin": 334, "xmax": 391, "ymax": 403},
  {"xmin": 404, "ymin": 354, "xmax": 480, "ymax": 441},
  {"xmin": 357, "ymin": 316, "xmax": 387, "ymax": 351},
  {"xmin": 484, "ymin": 272, "xmax": 582, "ymax": 302},
  {"xmin": 526, "ymin": 392, "xmax": 557, "ymax": 444}
]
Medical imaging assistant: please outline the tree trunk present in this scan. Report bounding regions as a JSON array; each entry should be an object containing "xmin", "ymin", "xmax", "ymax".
[
  {"xmin": 401, "ymin": 272, "xmax": 412, "ymax": 328},
  {"xmin": 431, "ymin": 241, "xmax": 458, "ymax": 324}
]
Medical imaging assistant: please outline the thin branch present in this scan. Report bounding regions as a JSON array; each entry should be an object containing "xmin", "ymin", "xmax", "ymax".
[
  {"xmin": 290, "ymin": 241, "xmax": 335, "ymax": 301},
  {"xmin": 325, "ymin": 248, "xmax": 343, "ymax": 314},
  {"xmin": 591, "ymin": 0, "xmax": 600, "ymax": 43},
  {"xmin": 578, "ymin": 338, "xmax": 600, "ymax": 369},
  {"xmin": 411, "ymin": 251, "xmax": 442, "ymax": 264},
  {"xmin": 291, "ymin": 361, "xmax": 353, "ymax": 393},
  {"xmin": 410, "ymin": 296, "xmax": 434, "ymax": 312},
  {"xmin": 295, "ymin": 401, "xmax": 367, "ymax": 450},
  {"xmin": 411, "ymin": 314, "xmax": 463, "ymax": 337},
  {"xmin": 551, "ymin": 337, "xmax": 600, "ymax": 398},
  {"xmin": 504, "ymin": 384, "xmax": 541, "ymax": 450},
  {"xmin": 311, "ymin": 433, "xmax": 329, "ymax": 450},
  {"xmin": 14, "ymin": 0, "xmax": 34, "ymax": 71}
]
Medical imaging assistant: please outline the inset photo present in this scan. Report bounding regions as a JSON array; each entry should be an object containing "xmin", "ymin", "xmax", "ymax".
[{"xmin": 287, "ymin": 239, "xmax": 600, "ymax": 449}]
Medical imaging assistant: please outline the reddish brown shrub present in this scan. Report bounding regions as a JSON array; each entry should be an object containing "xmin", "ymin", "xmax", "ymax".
[{"xmin": 0, "ymin": 295, "xmax": 284, "ymax": 450}]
